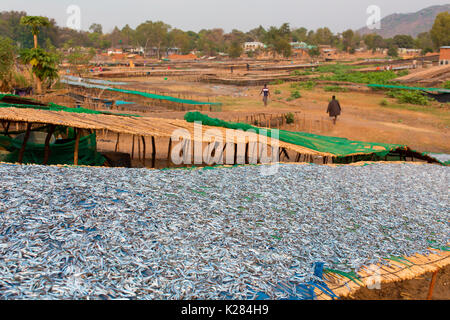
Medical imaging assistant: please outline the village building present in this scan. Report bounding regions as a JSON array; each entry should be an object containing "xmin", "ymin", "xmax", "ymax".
[
  {"xmin": 439, "ymin": 46, "xmax": 450, "ymax": 65},
  {"xmin": 243, "ymin": 42, "xmax": 265, "ymax": 52}
]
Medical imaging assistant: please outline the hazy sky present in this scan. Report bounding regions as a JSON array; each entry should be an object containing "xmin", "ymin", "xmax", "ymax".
[{"xmin": 1, "ymin": 0, "xmax": 449, "ymax": 33}]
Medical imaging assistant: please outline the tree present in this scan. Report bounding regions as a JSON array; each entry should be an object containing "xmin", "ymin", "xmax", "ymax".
[
  {"xmin": 342, "ymin": 29, "xmax": 355, "ymax": 51},
  {"xmin": 308, "ymin": 47, "xmax": 320, "ymax": 57},
  {"xmin": 363, "ymin": 33, "xmax": 386, "ymax": 51},
  {"xmin": 135, "ymin": 21, "xmax": 171, "ymax": 58},
  {"xmin": 20, "ymin": 16, "xmax": 51, "ymax": 49},
  {"xmin": 387, "ymin": 46, "xmax": 398, "ymax": 58},
  {"xmin": 314, "ymin": 27, "xmax": 335, "ymax": 45},
  {"xmin": 168, "ymin": 29, "xmax": 190, "ymax": 54},
  {"xmin": 67, "ymin": 47, "xmax": 96, "ymax": 77},
  {"xmin": 292, "ymin": 27, "xmax": 307, "ymax": 42},
  {"xmin": 246, "ymin": 26, "xmax": 266, "ymax": 42},
  {"xmin": 415, "ymin": 32, "xmax": 434, "ymax": 51},
  {"xmin": 121, "ymin": 24, "xmax": 135, "ymax": 47},
  {"xmin": 263, "ymin": 24, "xmax": 292, "ymax": 57},
  {"xmin": 430, "ymin": 12, "xmax": 450, "ymax": 48},
  {"xmin": 392, "ymin": 35, "xmax": 415, "ymax": 49},
  {"xmin": 228, "ymin": 41, "xmax": 243, "ymax": 58},
  {"xmin": 20, "ymin": 48, "xmax": 59, "ymax": 93},
  {"xmin": 89, "ymin": 23, "xmax": 103, "ymax": 35},
  {"xmin": 0, "ymin": 36, "xmax": 16, "ymax": 91}
]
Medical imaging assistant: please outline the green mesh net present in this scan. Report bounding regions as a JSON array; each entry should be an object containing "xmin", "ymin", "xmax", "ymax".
[
  {"xmin": 0, "ymin": 126, "xmax": 106, "ymax": 166},
  {"xmin": 184, "ymin": 112, "xmax": 416, "ymax": 162}
]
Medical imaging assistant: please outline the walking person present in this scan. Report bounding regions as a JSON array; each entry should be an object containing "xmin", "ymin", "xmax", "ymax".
[
  {"xmin": 260, "ymin": 84, "xmax": 270, "ymax": 107},
  {"xmin": 327, "ymin": 96, "xmax": 341, "ymax": 125}
]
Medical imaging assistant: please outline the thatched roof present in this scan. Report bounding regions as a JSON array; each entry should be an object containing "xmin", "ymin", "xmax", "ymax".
[{"xmin": 0, "ymin": 107, "xmax": 331, "ymax": 157}]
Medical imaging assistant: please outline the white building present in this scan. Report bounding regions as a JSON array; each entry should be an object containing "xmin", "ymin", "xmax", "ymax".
[{"xmin": 243, "ymin": 42, "xmax": 265, "ymax": 52}]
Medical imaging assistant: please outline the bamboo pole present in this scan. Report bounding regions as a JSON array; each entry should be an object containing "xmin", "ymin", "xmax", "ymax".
[
  {"xmin": 73, "ymin": 128, "xmax": 82, "ymax": 166},
  {"xmin": 115, "ymin": 133, "xmax": 120, "ymax": 152},
  {"xmin": 427, "ymin": 270, "xmax": 439, "ymax": 300},
  {"xmin": 43, "ymin": 125, "xmax": 56, "ymax": 165},
  {"xmin": 167, "ymin": 137, "xmax": 172, "ymax": 166},
  {"xmin": 151, "ymin": 136, "xmax": 156, "ymax": 168},
  {"xmin": 141, "ymin": 136, "xmax": 146, "ymax": 166},
  {"xmin": 131, "ymin": 135, "xmax": 135, "ymax": 160},
  {"xmin": 18, "ymin": 123, "xmax": 32, "ymax": 164}
]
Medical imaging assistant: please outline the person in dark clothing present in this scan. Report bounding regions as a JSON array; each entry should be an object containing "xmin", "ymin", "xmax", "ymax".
[
  {"xmin": 260, "ymin": 84, "xmax": 270, "ymax": 106},
  {"xmin": 327, "ymin": 96, "xmax": 341, "ymax": 124},
  {"xmin": 230, "ymin": 66, "xmax": 234, "ymax": 74},
  {"xmin": 246, "ymin": 63, "xmax": 250, "ymax": 71}
]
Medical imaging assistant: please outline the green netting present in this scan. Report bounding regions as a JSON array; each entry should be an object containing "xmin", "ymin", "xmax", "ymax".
[
  {"xmin": 184, "ymin": 112, "xmax": 408, "ymax": 160},
  {"xmin": 61, "ymin": 79, "xmax": 222, "ymax": 106},
  {"xmin": 0, "ymin": 126, "xmax": 106, "ymax": 166},
  {"xmin": 0, "ymin": 94, "xmax": 141, "ymax": 117},
  {"xmin": 107, "ymin": 87, "xmax": 222, "ymax": 106}
]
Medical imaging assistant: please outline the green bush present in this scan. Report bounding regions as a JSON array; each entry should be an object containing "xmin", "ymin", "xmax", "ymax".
[
  {"xmin": 269, "ymin": 79, "xmax": 284, "ymax": 85},
  {"xmin": 387, "ymin": 90, "xmax": 430, "ymax": 106},
  {"xmin": 290, "ymin": 90, "xmax": 301, "ymax": 99},
  {"xmin": 290, "ymin": 80, "xmax": 317, "ymax": 90},
  {"xmin": 291, "ymin": 70, "xmax": 312, "ymax": 76},
  {"xmin": 324, "ymin": 85, "xmax": 348, "ymax": 92},
  {"xmin": 320, "ymin": 70, "xmax": 400, "ymax": 85},
  {"xmin": 285, "ymin": 112, "xmax": 295, "ymax": 124},
  {"xmin": 274, "ymin": 89, "xmax": 281, "ymax": 95},
  {"xmin": 299, "ymin": 80, "xmax": 317, "ymax": 90},
  {"xmin": 379, "ymin": 99, "xmax": 389, "ymax": 106},
  {"xmin": 443, "ymin": 81, "xmax": 450, "ymax": 89}
]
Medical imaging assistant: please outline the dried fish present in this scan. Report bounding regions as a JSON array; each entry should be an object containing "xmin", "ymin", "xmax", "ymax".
[{"xmin": 0, "ymin": 163, "xmax": 448, "ymax": 300}]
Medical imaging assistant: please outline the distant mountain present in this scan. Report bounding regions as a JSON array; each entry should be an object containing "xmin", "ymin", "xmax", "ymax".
[{"xmin": 357, "ymin": 4, "xmax": 450, "ymax": 38}]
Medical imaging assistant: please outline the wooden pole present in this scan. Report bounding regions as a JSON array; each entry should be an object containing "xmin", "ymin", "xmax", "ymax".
[
  {"xmin": 141, "ymin": 136, "xmax": 146, "ymax": 166},
  {"xmin": 138, "ymin": 135, "xmax": 141, "ymax": 161},
  {"xmin": 151, "ymin": 136, "xmax": 156, "ymax": 168},
  {"xmin": 73, "ymin": 128, "xmax": 82, "ymax": 166},
  {"xmin": 43, "ymin": 125, "xmax": 56, "ymax": 165},
  {"xmin": 167, "ymin": 137, "xmax": 172, "ymax": 166},
  {"xmin": 18, "ymin": 123, "xmax": 32, "ymax": 164},
  {"xmin": 131, "ymin": 135, "xmax": 135, "ymax": 160},
  {"xmin": 245, "ymin": 143, "xmax": 249, "ymax": 164},
  {"xmin": 115, "ymin": 133, "xmax": 120, "ymax": 152},
  {"xmin": 427, "ymin": 270, "xmax": 439, "ymax": 300}
]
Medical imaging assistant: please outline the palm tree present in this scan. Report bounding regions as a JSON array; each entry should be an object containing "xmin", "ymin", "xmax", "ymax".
[{"xmin": 20, "ymin": 16, "xmax": 51, "ymax": 49}]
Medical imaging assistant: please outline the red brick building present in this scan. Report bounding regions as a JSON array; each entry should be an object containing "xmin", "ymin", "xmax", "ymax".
[{"xmin": 440, "ymin": 46, "xmax": 450, "ymax": 65}]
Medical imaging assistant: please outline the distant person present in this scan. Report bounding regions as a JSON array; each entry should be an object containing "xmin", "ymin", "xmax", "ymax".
[
  {"xmin": 246, "ymin": 63, "xmax": 250, "ymax": 71},
  {"xmin": 260, "ymin": 84, "xmax": 270, "ymax": 107},
  {"xmin": 327, "ymin": 96, "xmax": 341, "ymax": 125},
  {"xmin": 230, "ymin": 66, "xmax": 234, "ymax": 74}
]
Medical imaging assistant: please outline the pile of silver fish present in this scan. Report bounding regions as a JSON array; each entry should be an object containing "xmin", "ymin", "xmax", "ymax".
[{"xmin": 0, "ymin": 163, "xmax": 448, "ymax": 300}]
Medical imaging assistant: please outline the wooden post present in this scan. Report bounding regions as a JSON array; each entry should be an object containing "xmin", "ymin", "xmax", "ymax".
[
  {"xmin": 131, "ymin": 135, "xmax": 135, "ymax": 160},
  {"xmin": 141, "ymin": 136, "xmax": 146, "ymax": 166},
  {"xmin": 115, "ymin": 133, "xmax": 120, "ymax": 152},
  {"xmin": 167, "ymin": 137, "xmax": 172, "ymax": 166},
  {"xmin": 245, "ymin": 142, "xmax": 249, "ymax": 164},
  {"xmin": 43, "ymin": 125, "xmax": 56, "ymax": 165},
  {"xmin": 151, "ymin": 136, "xmax": 156, "ymax": 168},
  {"xmin": 427, "ymin": 270, "xmax": 439, "ymax": 300},
  {"xmin": 18, "ymin": 123, "xmax": 32, "ymax": 164},
  {"xmin": 73, "ymin": 128, "xmax": 82, "ymax": 166}
]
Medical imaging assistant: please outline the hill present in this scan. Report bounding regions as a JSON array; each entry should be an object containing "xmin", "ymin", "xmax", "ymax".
[{"xmin": 358, "ymin": 4, "xmax": 450, "ymax": 38}]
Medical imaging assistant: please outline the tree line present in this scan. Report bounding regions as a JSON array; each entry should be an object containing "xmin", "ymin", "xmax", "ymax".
[{"xmin": 1, "ymin": 11, "xmax": 449, "ymax": 58}]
